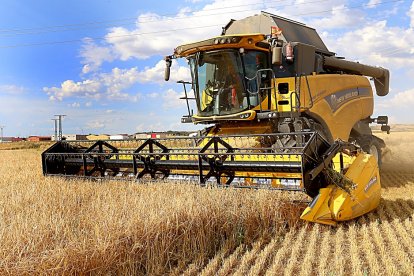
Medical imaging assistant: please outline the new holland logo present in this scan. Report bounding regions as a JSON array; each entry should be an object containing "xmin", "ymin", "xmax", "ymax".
[
  {"xmin": 325, "ymin": 89, "xmax": 362, "ymax": 112},
  {"xmin": 364, "ymin": 176, "xmax": 377, "ymax": 193}
]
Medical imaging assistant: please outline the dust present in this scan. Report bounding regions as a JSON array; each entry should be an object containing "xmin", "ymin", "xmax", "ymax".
[{"xmin": 376, "ymin": 131, "xmax": 414, "ymax": 173}]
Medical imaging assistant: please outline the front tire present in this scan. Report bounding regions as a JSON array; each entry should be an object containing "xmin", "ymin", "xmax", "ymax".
[{"xmin": 356, "ymin": 135, "xmax": 383, "ymax": 167}]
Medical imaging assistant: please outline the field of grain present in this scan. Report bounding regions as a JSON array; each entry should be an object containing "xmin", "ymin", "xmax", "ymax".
[
  {"xmin": 0, "ymin": 130, "xmax": 413, "ymax": 275},
  {"xmin": 191, "ymin": 131, "xmax": 414, "ymax": 276}
]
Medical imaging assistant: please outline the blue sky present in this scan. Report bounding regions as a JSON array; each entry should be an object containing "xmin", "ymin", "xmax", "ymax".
[{"xmin": 0, "ymin": 0, "xmax": 413, "ymax": 137}]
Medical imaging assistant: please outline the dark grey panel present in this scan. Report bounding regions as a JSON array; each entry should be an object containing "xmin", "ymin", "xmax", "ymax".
[
  {"xmin": 270, "ymin": 15, "xmax": 329, "ymax": 53},
  {"xmin": 224, "ymin": 12, "xmax": 330, "ymax": 53},
  {"xmin": 224, "ymin": 14, "xmax": 275, "ymax": 35}
]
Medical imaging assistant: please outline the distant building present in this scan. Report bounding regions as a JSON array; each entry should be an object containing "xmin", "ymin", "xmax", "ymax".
[
  {"xmin": 134, "ymin": 133, "xmax": 148, "ymax": 139},
  {"xmin": 27, "ymin": 136, "xmax": 51, "ymax": 142},
  {"xmin": 51, "ymin": 134, "xmax": 87, "ymax": 141},
  {"xmin": 0, "ymin": 137, "xmax": 25, "ymax": 143},
  {"xmin": 12, "ymin": 137, "xmax": 25, "ymax": 142},
  {"xmin": 0, "ymin": 137, "xmax": 12, "ymax": 143},
  {"xmin": 86, "ymin": 134, "xmax": 110, "ymax": 140},
  {"xmin": 133, "ymin": 132, "xmax": 165, "ymax": 139},
  {"xmin": 109, "ymin": 134, "xmax": 129, "ymax": 140}
]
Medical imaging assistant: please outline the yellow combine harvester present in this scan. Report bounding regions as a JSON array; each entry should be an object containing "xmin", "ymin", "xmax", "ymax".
[{"xmin": 42, "ymin": 12, "xmax": 390, "ymax": 225}]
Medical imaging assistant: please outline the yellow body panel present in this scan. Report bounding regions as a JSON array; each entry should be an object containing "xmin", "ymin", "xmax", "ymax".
[
  {"xmin": 249, "ymin": 74, "xmax": 373, "ymax": 142},
  {"xmin": 299, "ymin": 74, "xmax": 373, "ymax": 141},
  {"xmin": 275, "ymin": 77, "xmax": 297, "ymax": 112},
  {"xmin": 175, "ymin": 34, "xmax": 268, "ymax": 57}
]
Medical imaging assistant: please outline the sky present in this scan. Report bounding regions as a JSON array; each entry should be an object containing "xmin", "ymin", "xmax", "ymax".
[{"xmin": 0, "ymin": 0, "xmax": 413, "ymax": 137}]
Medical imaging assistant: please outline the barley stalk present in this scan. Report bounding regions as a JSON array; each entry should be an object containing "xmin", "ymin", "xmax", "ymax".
[
  {"xmin": 233, "ymin": 240, "xmax": 262, "ymax": 276},
  {"xmin": 332, "ymin": 226, "xmax": 345, "ymax": 276},
  {"xmin": 214, "ymin": 245, "xmax": 244, "ymax": 276},
  {"xmin": 298, "ymin": 224, "xmax": 320, "ymax": 276},
  {"xmin": 368, "ymin": 213, "xmax": 399, "ymax": 275},
  {"xmin": 359, "ymin": 216, "xmax": 381, "ymax": 275},
  {"xmin": 0, "ymin": 150, "xmax": 299, "ymax": 275},
  {"xmin": 263, "ymin": 228, "xmax": 300, "ymax": 275},
  {"xmin": 316, "ymin": 228, "xmax": 331, "ymax": 276},
  {"xmin": 378, "ymin": 203, "xmax": 413, "ymax": 274},
  {"xmin": 247, "ymin": 233, "xmax": 285, "ymax": 276}
]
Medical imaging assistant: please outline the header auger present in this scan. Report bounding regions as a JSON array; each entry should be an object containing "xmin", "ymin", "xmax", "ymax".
[{"xmin": 43, "ymin": 12, "xmax": 390, "ymax": 225}]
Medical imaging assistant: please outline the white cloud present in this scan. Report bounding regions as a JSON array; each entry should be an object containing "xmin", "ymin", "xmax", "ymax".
[
  {"xmin": 0, "ymin": 90, "xmax": 197, "ymax": 137},
  {"xmin": 136, "ymin": 60, "xmax": 191, "ymax": 84},
  {"xmin": 80, "ymin": 38, "xmax": 117, "ymax": 72},
  {"xmin": 82, "ymin": 64, "xmax": 92, "ymax": 74},
  {"xmin": 76, "ymin": 0, "xmax": 360, "ymax": 68},
  {"xmin": 45, "ymin": 58, "xmax": 190, "ymax": 101},
  {"xmin": 410, "ymin": 1, "xmax": 414, "ymax": 28},
  {"xmin": 69, "ymin": 102, "xmax": 80, "ymax": 108},
  {"xmin": 44, "ymin": 67, "xmax": 142, "ymax": 101},
  {"xmin": 44, "ymin": 79, "xmax": 101, "ymax": 101},
  {"xmin": 135, "ymin": 122, "xmax": 164, "ymax": 132},
  {"xmin": 85, "ymin": 120, "xmax": 106, "ymax": 129},
  {"xmin": 308, "ymin": 4, "xmax": 364, "ymax": 30},
  {"xmin": 147, "ymin": 92, "xmax": 159, "ymax": 98},
  {"xmin": 83, "ymin": 0, "xmax": 269, "ymax": 62},
  {"xmin": 323, "ymin": 21, "xmax": 414, "ymax": 71},
  {"xmin": 100, "ymin": 67, "xmax": 140, "ymax": 100},
  {"xmin": 0, "ymin": 84, "xmax": 26, "ymax": 95},
  {"xmin": 366, "ymin": 0, "xmax": 381, "ymax": 8},
  {"xmin": 378, "ymin": 88, "xmax": 414, "ymax": 108},
  {"xmin": 162, "ymin": 88, "xmax": 186, "ymax": 108}
]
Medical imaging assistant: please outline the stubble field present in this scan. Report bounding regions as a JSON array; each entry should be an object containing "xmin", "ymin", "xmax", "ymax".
[{"xmin": 0, "ymin": 130, "xmax": 413, "ymax": 275}]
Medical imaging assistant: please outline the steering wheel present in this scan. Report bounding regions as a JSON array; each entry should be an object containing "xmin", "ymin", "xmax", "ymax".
[{"xmin": 205, "ymin": 79, "xmax": 228, "ymax": 97}]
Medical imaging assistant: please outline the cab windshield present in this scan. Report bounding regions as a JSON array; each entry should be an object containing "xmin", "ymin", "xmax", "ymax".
[{"xmin": 189, "ymin": 50, "xmax": 268, "ymax": 117}]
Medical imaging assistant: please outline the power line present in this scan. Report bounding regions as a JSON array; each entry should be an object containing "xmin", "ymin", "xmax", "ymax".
[
  {"xmin": 0, "ymin": 0, "xmax": 405, "ymax": 37},
  {"xmin": 0, "ymin": 24, "xmax": 223, "ymax": 48},
  {"xmin": 0, "ymin": 0, "xmax": 310, "ymax": 34},
  {"xmin": 0, "ymin": 0, "xmax": 328, "ymax": 37},
  {"xmin": 0, "ymin": 0, "xmax": 405, "ymax": 49}
]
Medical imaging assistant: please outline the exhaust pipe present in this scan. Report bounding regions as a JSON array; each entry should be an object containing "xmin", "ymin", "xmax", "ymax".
[{"xmin": 324, "ymin": 56, "xmax": 389, "ymax": 96}]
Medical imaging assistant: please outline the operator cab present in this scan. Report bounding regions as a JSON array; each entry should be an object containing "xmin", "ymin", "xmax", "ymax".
[
  {"xmin": 189, "ymin": 49, "xmax": 269, "ymax": 117},
  {"xmin": 165, "ymin": 34, "xmax": 274, "ymax": 124}
]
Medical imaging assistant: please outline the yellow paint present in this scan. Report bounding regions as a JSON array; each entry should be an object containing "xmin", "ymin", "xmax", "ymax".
[
  {"xmin": 298, "ymin": 74, "xmax": 373, "ymax": 141},
  {"xmin": 300, "ymin": 152, "xmax": 381, "ymax": 225},
  {"xmin": 249, "ymin": 74, "xmax": 373, "ymax": 141},
  {"xmin": 192, "ymin": 110, "xmax": 256, "ymax": 122},
  {"xmin": 86, "ymin": 134, "xmax": 109, "ymax": 140},
  {"xmin": 176, "ymin": 34, "xmax": 268, "ymax": 57}
]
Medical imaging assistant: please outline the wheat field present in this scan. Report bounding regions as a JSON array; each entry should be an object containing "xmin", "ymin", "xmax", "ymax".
[{"xmin": 0, "ymin": 130, "xmax": 413, "ymax": 275}]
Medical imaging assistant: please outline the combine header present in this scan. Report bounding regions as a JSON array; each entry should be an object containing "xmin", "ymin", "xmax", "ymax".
[{"xmin": 43, "ymin": 12, "xmax": 390, "ymax": 225}]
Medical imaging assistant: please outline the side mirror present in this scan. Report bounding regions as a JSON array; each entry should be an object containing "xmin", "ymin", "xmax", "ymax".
[
  {"xmin": 381, "ymin": 125, "xmax": 391, "ymax": 134},
  {"xmin": 376, "ymin": 116, "xmax": 388, "ymax": 125},
  {"xmin": 164, "ymin": 56, "xmax": 172, "ymax": 81}
]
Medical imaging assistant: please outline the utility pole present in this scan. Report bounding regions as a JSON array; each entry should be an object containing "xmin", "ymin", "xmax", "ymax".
[
  {"xmin": 0, "ymin": 126, "xmax": 4, "ymax": 143},
  {"xmin": 54, "ymin": 115, "xmax": 66, "ymax": 141},
  {"xmin": 51, "ymin": 119, "xmax": 58, "ymax": 141}
]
